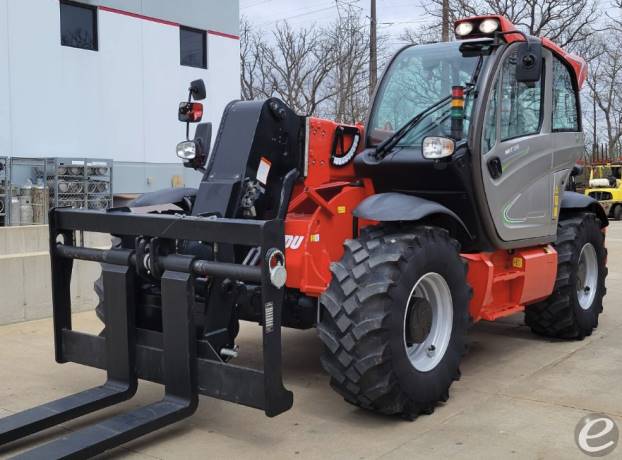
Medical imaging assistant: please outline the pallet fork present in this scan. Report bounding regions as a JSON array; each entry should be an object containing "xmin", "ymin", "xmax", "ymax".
[{"xmin": 0, "ymin": 208, "xmax": 293, "ymax": 459}]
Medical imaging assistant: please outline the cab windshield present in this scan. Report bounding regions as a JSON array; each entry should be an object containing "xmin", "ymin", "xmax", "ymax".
[{"xmin": 368, "ymin": 41, "xmax": 486, "ymax": 147}]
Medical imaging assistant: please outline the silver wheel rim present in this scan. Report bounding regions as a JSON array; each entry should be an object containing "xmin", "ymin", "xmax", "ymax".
[
  {"xmin": 403, "ymin": 272, "xmax": 453, "ymax": 372},
  {"xmin": 577, "ymin": 243, "xmax": 598, "ymax": 310}
]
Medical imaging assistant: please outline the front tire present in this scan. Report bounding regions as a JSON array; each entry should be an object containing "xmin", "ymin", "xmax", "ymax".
[
  {"xmin": 318, "ymin": 226, "xmax": 471, "ymax": 418},
  {"xmin": 525, "ymin": 213, "xmax": 607, "ymax": 339}
]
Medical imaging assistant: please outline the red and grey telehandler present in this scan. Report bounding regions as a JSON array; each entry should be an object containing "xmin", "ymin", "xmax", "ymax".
[{"xmin": 0, "ymin": 15, "xmax": 608, "ymax": 459}]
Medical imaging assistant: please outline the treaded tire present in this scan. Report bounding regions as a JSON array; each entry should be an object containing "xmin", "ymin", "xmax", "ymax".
[
  {"xmin": 613, "ymin": 205, "xmax": 622, "ymax": 221},
  {"xmin": 525, "ymin": 213, "xmax": 607, "ymax": 340},
  {"xmin": 318, "ymin": 225, "xmax": 471, "ymax": 418}
]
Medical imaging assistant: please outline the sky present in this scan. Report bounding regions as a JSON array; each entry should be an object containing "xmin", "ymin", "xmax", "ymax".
[{"xmin": 239, "ymin": 0, "xmax": 434, "ymax": 48}]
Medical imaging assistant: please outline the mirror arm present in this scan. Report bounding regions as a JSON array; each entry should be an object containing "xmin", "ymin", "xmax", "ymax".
[{"xmin": 185, "ymin": 89, "xmax": 192, "ymax": 140}]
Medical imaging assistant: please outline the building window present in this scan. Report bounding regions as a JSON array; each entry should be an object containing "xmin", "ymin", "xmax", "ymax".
[
  {"xmin": 180, "ymin": 26, "xmax": 207, "ymax": 69},
  {"xmin": 60, "ymin": 0, "xmax": 98, "ymax": 51}
]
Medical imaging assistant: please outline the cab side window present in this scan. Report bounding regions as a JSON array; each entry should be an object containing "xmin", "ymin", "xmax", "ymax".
[
  {"xmin": 499, "ymin": 50, "xmax": 543, "ymax": 140},
  {"xmin": 552, "ymin": 57, "xmax": 579, "ymax": 131}
]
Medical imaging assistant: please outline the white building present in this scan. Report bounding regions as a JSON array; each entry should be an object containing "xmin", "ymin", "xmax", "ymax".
[{"xmin": 0, "ymin": 0, "xmax": 240, "ymax": 193}]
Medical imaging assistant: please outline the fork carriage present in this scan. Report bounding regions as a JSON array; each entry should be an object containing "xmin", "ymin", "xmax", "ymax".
[{"xmin": 0, "ymin": 207, "xmax": 292, "ymax": 459}]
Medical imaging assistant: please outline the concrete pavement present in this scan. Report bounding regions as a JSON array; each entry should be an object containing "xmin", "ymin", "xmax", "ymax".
[{"xmin": 0, "ymin": 223, "xmax": 621, "ymax": 459}]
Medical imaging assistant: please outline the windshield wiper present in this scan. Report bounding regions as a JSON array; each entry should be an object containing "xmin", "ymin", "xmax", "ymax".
[
  {"xmin": 374, "ymin": 95, "xmax": 452, "ymax": 160},
  {"xmin": 373, "ymin": 54, "xmax": 485, "ymax": 161}
]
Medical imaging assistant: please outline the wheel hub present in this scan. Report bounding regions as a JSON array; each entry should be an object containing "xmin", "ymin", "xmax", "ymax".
[
  {"xmin": 577, "ymin": 242, "xmax": 598, "ymax": 310},
  {"xmin": 406, "ymin": 298, "xmax": 433, "ymax": 345},
  {"xmin": 403, "ymin": 272, "xmax": 453, "ymax": 372}
]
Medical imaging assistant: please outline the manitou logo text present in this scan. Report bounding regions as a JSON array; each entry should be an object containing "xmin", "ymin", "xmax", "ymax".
[{"xmin": 285, "ymin": 235, "xmax": 305, "ymax": 250}]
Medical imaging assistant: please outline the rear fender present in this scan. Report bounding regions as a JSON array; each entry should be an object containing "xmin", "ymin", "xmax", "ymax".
[{"xmin": 561, "ymin": 191, "xmax": 609, "ymax": 228}]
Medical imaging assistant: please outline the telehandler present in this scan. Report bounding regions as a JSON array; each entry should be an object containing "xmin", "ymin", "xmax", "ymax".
[{"xmin": 0, "ymin": 15, "xmax": 608, "ymax": 459}]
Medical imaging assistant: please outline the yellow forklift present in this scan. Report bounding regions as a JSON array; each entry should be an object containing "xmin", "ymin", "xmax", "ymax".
[{"xmin": 585, "ymin": 163, "xmax": 622, "ymax": 220}]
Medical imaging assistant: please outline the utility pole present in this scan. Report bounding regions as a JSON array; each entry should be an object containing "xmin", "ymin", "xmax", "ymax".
[
  {"xmin": 441, "ymin": 0, "xmax": 449, "ymax": 41},
  {"xmin": 593, "ymin": 91, "xmax": 597, "ymax": 158},
  {"xmin": 369, "ymin": 0, "xmax": 377, "ymax": 96}
]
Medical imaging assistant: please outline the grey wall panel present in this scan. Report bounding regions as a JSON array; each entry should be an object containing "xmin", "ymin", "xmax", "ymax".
[
  {"xmin": 0, "ymin": 1, "xmax": 11, "ymax": 155},
  {"xmin": 141, "ymin": 0, "xmax": 239, "ymax": 35},
  {"xmin": 81, "ymin": 0, "xmax": 240, "ymax": 35},
  {"xmin": 113, "ymin": 162, "xmax": 203, "ymax": 194}
]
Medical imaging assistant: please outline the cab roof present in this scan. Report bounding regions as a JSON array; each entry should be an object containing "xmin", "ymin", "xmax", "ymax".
[{"xmin": 454, "ymin": 15, "xmax": 587, "ymax": 88}]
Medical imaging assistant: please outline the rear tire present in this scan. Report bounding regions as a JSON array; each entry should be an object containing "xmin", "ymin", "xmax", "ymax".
[
  {"xmin": 318, "ymin": 225, "xmax": 471, "ymax": 418},
  {"xmin": 613, "ymin": 204, "xmax": 622, "ymax": 221},
  {"xmin": 525, "ymin": 213, "xmax": 607, "ymax": 339}
]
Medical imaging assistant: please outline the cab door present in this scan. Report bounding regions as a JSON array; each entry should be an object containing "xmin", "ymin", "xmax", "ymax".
[
  {"xmin": 479, "ymin": 45, "xmax": 557, "ymax": 242},
  {"xmin": 550, "ymin": 55, "xmax": 585, "ymax": 217}
]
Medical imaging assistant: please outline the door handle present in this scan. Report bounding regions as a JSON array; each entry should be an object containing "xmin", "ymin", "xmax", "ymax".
[{"xmin": 487, "ymin": 157, "xmax": 503, "ymax": 179}]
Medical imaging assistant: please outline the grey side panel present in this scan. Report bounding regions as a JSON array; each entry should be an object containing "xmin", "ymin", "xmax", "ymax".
[
  {"xmin": 561, "ymin": 191, "xmax": 609, "ymax": 227},
  {"xmin": 479, "ymin": 46, "xmax": 556, "ymax": 242},
  {"xmin": 130, "ymin": 187, "xmax": 197, "ymax": 207},
  {"xmin": 353, "ymin": 193, "xmax": 472, "ymax": 237},
  {"xmin": 85, "ymin": 0, "xmax": 240, "ymax": 36},
  {"xmin": 470, "ymin": 44, "xmax": 586, "ymax": 249}
]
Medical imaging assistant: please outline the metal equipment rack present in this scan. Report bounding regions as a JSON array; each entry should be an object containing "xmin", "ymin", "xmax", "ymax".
[
  {"xmin": 47, "ymin": 158, "xmax": 113, "ymax": 210},
  {"xmin": 8, "ymin": 157, "xmax": 48, "ymax": 226}
]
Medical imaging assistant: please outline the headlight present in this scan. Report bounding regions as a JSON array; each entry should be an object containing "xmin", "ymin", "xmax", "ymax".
[
  {"xmin": 422, "ymin": 137, "xmax": 455, "ymax": 159},
  {"xmin": 176, "ymin": 141, "xmax": 197, "ymax": 160},
  {"xmin": 479, "ymin": 18, "xmax": 500, "ymax": 34},
  {"xmin": 455, "ymin": 22, "xmax": 474, "ymax": 37}
]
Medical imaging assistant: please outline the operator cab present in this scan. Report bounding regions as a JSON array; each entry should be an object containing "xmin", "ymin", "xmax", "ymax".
[{"xmin": 355, "ymin": 15, "xmax": 587, "ymax": 252}]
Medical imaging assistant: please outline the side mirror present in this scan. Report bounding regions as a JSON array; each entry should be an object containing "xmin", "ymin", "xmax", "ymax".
[
  {"xmin": 516, "ymin": 38, "xmax": 542, "ymax": 83},
  {"xmin": 178, "ymin": 102, "xmax": 203, "ymax": 123},
  {"xmin": 189, "ymin": 79, "xmax": 206, "ymax": 101}
]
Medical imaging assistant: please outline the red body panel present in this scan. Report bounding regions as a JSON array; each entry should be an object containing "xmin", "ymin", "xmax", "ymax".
[
  {"xmin": 463, "ymin": 246, "xmax": 558, "ymax": 321},
  {"xmin": 284, "ymin": 113, "xmax": 558, "ymax": 320},
  {"xmin": 284, "ymin": 118, "xmax": 373, "ymax": 296}
]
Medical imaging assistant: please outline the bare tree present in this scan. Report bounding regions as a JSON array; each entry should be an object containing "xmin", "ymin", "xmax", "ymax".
[
  {"xmin": 608, "ymin": 0, "xmax": 622, "ymax": 30},
  {"xmin": 240, "ymin": 19, "xmax": 337, "ymax": 116},
  {"xmin": 240, "ymin": 9, "xmax": 387, "ymax": 122},
  {"xmin": 327, "ymin": 6, "xmax": 373, "ymax": 123},
  {"xmin": 240, "ymin": 18, "xmax": 265, "ymax": 101},
  {"xmin": 406, "ymin": 0, "xmax": 601, "ymax": 49},
  {"xmin": 585, "ymin": 31, "xmax": 622, "ymax": 156},
  {"xmin": 399, "ymin": 26, "xmax": 442, "ymax": 45}
]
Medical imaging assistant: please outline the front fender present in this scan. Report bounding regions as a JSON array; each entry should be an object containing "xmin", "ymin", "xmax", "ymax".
[{"xmin": 353, "ymin": 192, "xmax": 472, "ymax": 240}]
